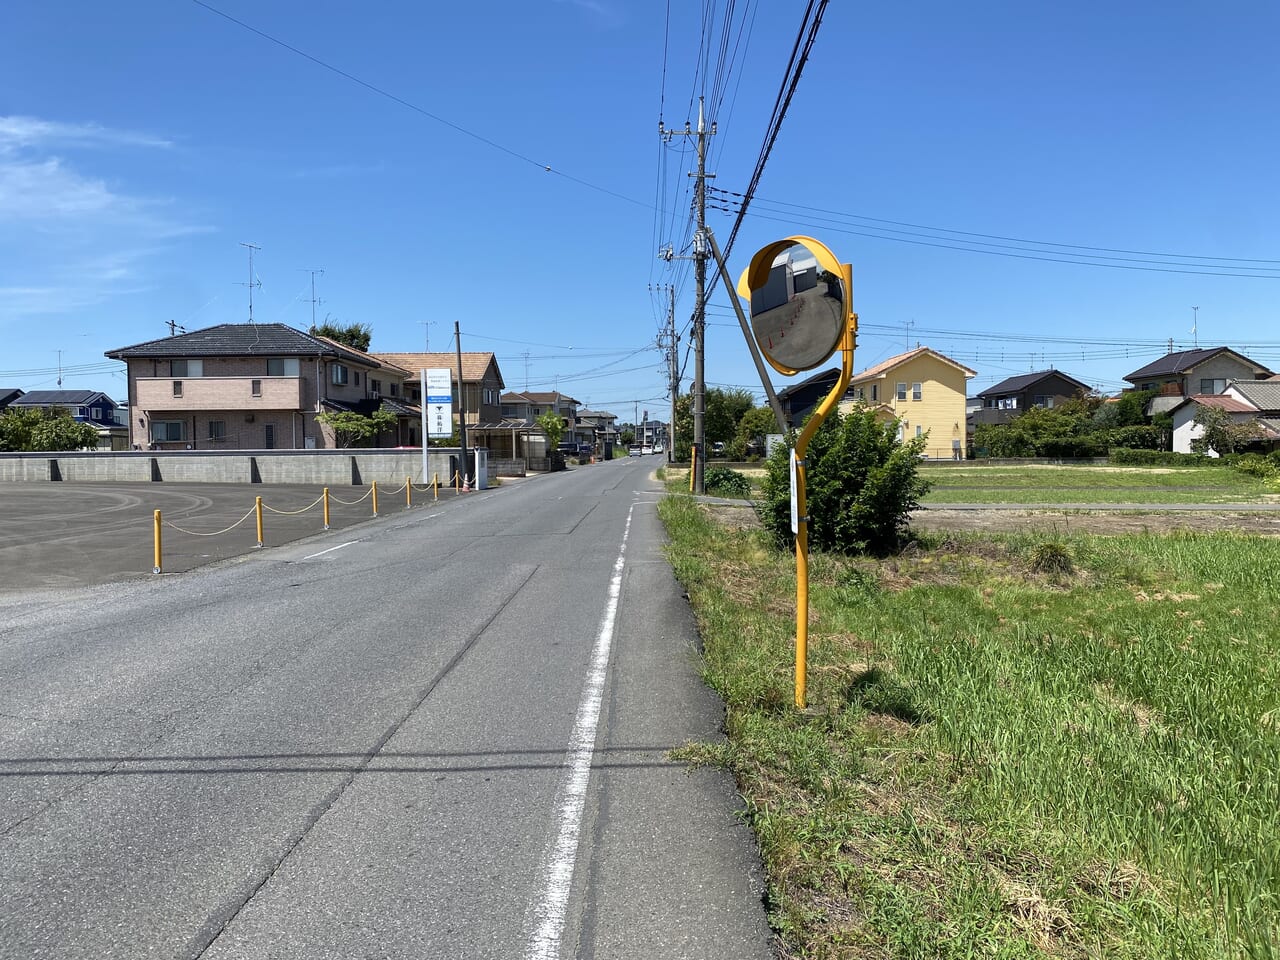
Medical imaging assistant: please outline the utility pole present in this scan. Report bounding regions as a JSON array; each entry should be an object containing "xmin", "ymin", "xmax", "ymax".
[
  {"xmin": 239, "ymin": 242, "xmax": 262, "ymax": 324},
  {"xmin": 455, "ymin": 320, "xmax": 468, "ymax": 487},
  {"xmin": 660, "ymin": 97, "xmax": 715, "ymax": 492},
  {"xmin": 667, "ymin": 284, "xmax": 679, "ymax": 464}
]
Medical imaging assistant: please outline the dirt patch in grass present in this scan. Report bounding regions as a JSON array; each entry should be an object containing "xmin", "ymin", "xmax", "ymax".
[{"xmin": 914, "ymin": 507, "xmax": 1280, "ymax": 537}]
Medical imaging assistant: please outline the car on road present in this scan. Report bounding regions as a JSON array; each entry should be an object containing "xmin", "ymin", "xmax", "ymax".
[
  {"xmin": 641, "ymin": 445, "xmax": 653, "ymax": 455},
  {"xmin": 628, "ymin": 444, "xmax": 642, "ymax": 457}
]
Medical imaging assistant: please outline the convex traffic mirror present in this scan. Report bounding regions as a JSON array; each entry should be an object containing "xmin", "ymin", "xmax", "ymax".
[{"xmin": 739, "ymin": 237, "xmax": 849, "ymax": 375}]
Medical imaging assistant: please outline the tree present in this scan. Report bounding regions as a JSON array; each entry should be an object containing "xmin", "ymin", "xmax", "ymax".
[
  {"xmin": 761, "ymin": 407, "xmax": 931, "ymax": 555},
  {"xmin": 1190, "ymin": 405, "xmax": 1262, "ymax": 456},
  {"xmin": 310, "ymin": 321, "xmax": 372, "ymax": 352},
  {"xmin": 315, "ymin": 408, "xmax": 397, "ymax": 447},
  {"xmin": 704, "ymin": 387, "xmax": 754, "ymax": 445},
  {"xmin": 732, "ymin": 406, "xmax": 780, "ymax": 459},
  {"xmin": 0, "ymin": 407, "xmax": 99, "ymax": 452},
  {"xmin": 536, "ymin": 410, "xmax": 565, "ymax": 450},
  {"xmin": 672, "ymin": 394, "xmax": 692, "ymax": 461}
]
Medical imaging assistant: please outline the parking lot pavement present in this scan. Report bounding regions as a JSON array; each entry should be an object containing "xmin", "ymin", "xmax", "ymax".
[{"xmin": 0, "ymin": 481, "xmax": 471, "ymax": 593}]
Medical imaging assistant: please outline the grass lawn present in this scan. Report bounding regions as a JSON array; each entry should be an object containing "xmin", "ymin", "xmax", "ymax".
[
  {"xmin": 923, "ymin": 464, "xmax": 1276, "ymax": 504},
  {"xmin": 659, "ymin": 495, "xmax": 1280, "ymax": 959}
]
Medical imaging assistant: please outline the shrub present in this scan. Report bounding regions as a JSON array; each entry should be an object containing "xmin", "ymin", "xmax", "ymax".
[
  {"xmin": 1225, "ymin": 453, "xmax": 1278, "ymax": 481},
  {"xmin": 1109, "ymin": 448, "xmax": 1210, "ymax": 467},
  {"xmin": 703, "ymin": 465, "xmax": 750, "ymax": 497},
  {"xmin": 761, "ymin": 408, "xmax": 931, "ymax": 555},
  {"xmin": 1106, "ymin": 424, "xmax": 1165, "ymax": 451}
]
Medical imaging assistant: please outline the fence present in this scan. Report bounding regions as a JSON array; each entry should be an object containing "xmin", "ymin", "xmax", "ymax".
[{"xmin": 151, "ymin": 472, "xmax": 480, "ymax": 573}]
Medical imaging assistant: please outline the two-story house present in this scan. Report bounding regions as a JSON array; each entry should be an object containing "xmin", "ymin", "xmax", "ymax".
[
  {"xmin": 970, "ymin": 369, "xmax": 1093, "ymax": 427},
  {"xmin": 499, "ymin": 391, "xmax": 582, "ymax": 457},
  {"xmin": 9, "ymin": 389, "xmax": 129, "ymax": 449},
  {"xmin": 106, "ymin": 323, "xmax": 407, "ymax": 450},
  {"xmin": 839, "ymin": 346, "xmax": 976, "ymax": 459},
  {"xmin": 577, "ymin": 408, "xmax": 620, "ymax": 453},
  {"xmin": 1124, "ymin": 347, "xmax": 1273, "ymax": 415},
  {"xmin": 372, "ymin": 351, "xmax": 505, "ymax": 432},
  {"xmin": 0, "ymin": 388, "xmax": 24, "ymax": 412}
]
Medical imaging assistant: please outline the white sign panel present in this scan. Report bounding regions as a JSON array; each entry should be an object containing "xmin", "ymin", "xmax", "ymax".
[
  {"xmin": 790, "ymin": 449, "xmax": 799, "ymax": 534},
  {"xmin": 426, "ymin": 368, "xmax": 454, "ymax": 439}
]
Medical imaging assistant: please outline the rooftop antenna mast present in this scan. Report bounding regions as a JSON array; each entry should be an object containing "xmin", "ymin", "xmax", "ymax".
[
  {"xmin": 239, "ymin": 241, "xmax": 262, "ymax": 323},
  {"xmin": 56, "ymin": 349, "xmax": 62, "ymax": 387},
  {"xmin": 301, "ymin": 268, "xmax": 324, "ymax": 329}
]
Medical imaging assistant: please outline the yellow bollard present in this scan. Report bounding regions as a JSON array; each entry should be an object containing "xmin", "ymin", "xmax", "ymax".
[
  {"xmin": 406, "ymin": 476, "xmax": 412, "ymax": 508},
  {"xmin": 433, "ymin": 472, "xmax": 438, "ymax": 501},
  {"xmin": 454, "ymin": 471, "xmax": 460, "ymax": 494},
  {"xmin": 689, "ymin": 445, "xmax": 697, "ymax": 493},
  {"xmin": 255, "ymin": 496, "xmax": 264, "ymax": 547},
  {"xmin": 153, "ymin": 509, "xmax": 162, "ymax": 574},
  {"xmin": 323, "ymin": 487, "xmax": 330, "ymax": 530},
  {"xmin": 372, "ymin": 480, "xmax": 379, "ymax": 516}
]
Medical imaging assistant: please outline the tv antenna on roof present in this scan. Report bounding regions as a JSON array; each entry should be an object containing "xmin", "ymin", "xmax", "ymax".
[
  {"xmin": 301, "ymin": 268, "xmax": 324, "ymax": 329},
  {"xmin": 239, "ymin": 242, "xmax": 262, "ymax": 323}
]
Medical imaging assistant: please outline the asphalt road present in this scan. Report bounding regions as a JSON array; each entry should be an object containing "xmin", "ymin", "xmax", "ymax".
[{"xmin": 0, "ymin": 460, "xmax": 772, "ymax": 959}]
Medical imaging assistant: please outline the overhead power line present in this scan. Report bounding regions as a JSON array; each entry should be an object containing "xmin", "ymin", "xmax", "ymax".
[{"xmin": 190, "ymin": 0, "xmax": 651, "ymax": 210}]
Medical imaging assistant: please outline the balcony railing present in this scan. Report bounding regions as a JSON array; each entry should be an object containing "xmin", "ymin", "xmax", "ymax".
[{"xmin": 135, "ymin": 376, "xmax": 303, "ymax": 411}]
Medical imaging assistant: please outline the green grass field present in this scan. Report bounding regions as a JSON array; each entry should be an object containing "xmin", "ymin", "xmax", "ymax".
[
  {"xmin": 922, "ymin": 464, "xmax": 1276, "ymax": 504},
  {"xmin": 660, "ymin": 495, "xmax": 1280, "ymax": 959}
]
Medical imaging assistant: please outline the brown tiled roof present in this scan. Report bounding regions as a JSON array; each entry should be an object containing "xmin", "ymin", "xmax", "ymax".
[
  {"xmin": 1179, "ymin": 394, "xmax": 1257, "ymax": 414},
  {"xmin": 372, "ymin": 352, "xmax": 504, "ymax": 388},
  {"xmin": 851, "ymin": 346, "xmax": 977, "ymax": 382},
  {"xmin": 312, "ymin": 336, "xmax": 411, "ymax": 377},
  {"xmin": 500, "ymin": 390, "xmax": 581, "ymax": 405}
]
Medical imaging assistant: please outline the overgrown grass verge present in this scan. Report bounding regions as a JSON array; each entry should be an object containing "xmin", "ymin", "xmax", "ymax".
[
  {"xmin": 923, "ymin": 465, "xmax": 1276, "ymax": 504},
  {"xmin": 658, "ymin": 494, "xmax": 1280, "ymax": 959}
]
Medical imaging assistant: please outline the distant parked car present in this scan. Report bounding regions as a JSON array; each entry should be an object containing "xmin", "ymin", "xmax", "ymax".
[
  {"xmin": 641, "ymin": 445, "xmax": 653, "ymax": 455},
  {"xmin": 628, "ymin": 444, "xmax": 642, "ymax": 457}
]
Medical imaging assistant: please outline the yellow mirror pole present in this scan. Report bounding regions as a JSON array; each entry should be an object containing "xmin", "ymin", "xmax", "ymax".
[
  {"xmin": 372, "ymin": 480, "xmax": 379, "ymax": 516},
  {"xmin": 323, "ymin": 487, "xmax": 330, "ymax": 530},
  {"xmin": 255, "ymin": 496, "xmax": 264, "ymax": 548},
  {"xmin": 791, "ymin": 289, "xmax": 857, "ymax": 710},
  {"xmin": 153, "ymin": 510, "xmax": 162, "ymax": 574},
  {"xmin": 689, "ymin": 445, "xmax": 697, "ymax": 493}
]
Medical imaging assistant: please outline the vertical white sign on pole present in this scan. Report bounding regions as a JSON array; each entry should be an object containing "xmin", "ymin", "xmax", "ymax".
[
  {"xmin": 789, "ymin": 449, "xmax": 799, "ymax": 534},
  {"xmin": 420, "ymin": 368, "xmax": 428, "ymax": 481},
  {"xmin": 426, "ymin": 368, "xmax": 454, "ymax": 439}
]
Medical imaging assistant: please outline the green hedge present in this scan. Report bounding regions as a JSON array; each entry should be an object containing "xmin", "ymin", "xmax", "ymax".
[{"xmin": 1108, "ymin": 448, "xmax": 1210, "ymax": 466}]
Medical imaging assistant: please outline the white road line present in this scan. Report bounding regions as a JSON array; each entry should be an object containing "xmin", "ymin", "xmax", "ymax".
[
  {"xmin": 524, "ymin": 503, "xmax": 634, "ymax": 960},
  {"xmin": 301, "ymin": 540, "xmax": 360, "ymax": 561}
]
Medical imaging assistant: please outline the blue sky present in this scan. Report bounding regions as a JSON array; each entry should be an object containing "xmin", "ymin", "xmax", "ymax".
[{"xmin": 2, "ymin": 0, "xmax": 1278, "ymax": 421}]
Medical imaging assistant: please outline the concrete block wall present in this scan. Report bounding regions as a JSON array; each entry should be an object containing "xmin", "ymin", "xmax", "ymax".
[{"xmin": 0, "ymin": 448, "xmax": 481, "ymax": 484}]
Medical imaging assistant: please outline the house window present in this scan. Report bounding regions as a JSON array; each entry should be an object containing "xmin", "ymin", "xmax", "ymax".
[
  {"xmin": 208, "ymin": 420, "xmax": 226, "ymax": 441},
  {"xmin": 150, "ymin": 420, "xmax": 185, "ymax": 442},
  {"xmin": 1033, "ymin": 395, "xmax": 1055, "ymax": 408},
  {"xmin": 912, "ymin": 382, "xmax": 922, "ymax": 401},
  {"xmin": 264, "ymin": 424, "xmax": 275, "ymax": 449},
  {"xmin": 251, "ymin": 379, "xmax": 262, "ymax": 397},
  {"xmin": 172, "ymin": 380, "xmax": 183, "ymax": 397},
  {"xmin": 267, "ymin": 358, "xmax": 299, "ymax": 376},
  {"xmin": 371, "ymin": 379, "xmax": 382, "ymax": 394},
  {"xmin": 171, "ymin": 359, "xmax": 203, "ymax": 377},
  {"xmin": 896, "ymin": 383, "xmax": 907, "ymax": 401},
  {"xmin": 354, "ymin": 371, "xmax": 360, "ymax": 386},
  {"xmin": 916, "ymin": 425, "xmax": 923, "ymax": 437},
  {"xmin": 870, "ymin": 385, "xmax": 878, "ymax": 402},
  {"xmin": 1200, "ymin": 378, "xmax": 1227, "ymax": 394},
  {"xmin": 390, "ymin": 382, "xmax": 399, "ymax": 397},
  {"xmin": 331, "ymin": 363, "xmax": 349, "ymax": 385}
]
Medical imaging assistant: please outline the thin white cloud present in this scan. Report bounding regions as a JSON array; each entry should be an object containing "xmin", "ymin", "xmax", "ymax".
[
  {"xmin": 0, "ymin": 115, "xmax": 202, "ymax": 324},
  {"xmin": 0, "ymin": 115, "xmax": 173, "ymax": 154},
  {"xmin": 551, "ymin": 0, "xmax": 622, "ymax": 25},
  {"xmin": 0, "ymin": 158, "xmax": 122, "ymax": 220}
]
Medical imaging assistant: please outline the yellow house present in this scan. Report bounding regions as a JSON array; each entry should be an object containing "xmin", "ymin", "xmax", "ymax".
[{"xmin": 839, "ymin": 346, "xmax": 975, "ymax": 460}]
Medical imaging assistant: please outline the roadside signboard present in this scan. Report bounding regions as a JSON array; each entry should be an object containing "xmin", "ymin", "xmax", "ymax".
[{"xmin": 426, "ymin": 368, "xmax": 453, "ymax": 439}]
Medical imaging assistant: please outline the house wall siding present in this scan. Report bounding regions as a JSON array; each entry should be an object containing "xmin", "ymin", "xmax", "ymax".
[{"xmin": 844, "ymin": 354, "xmax": 968, "ymax": 458}]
